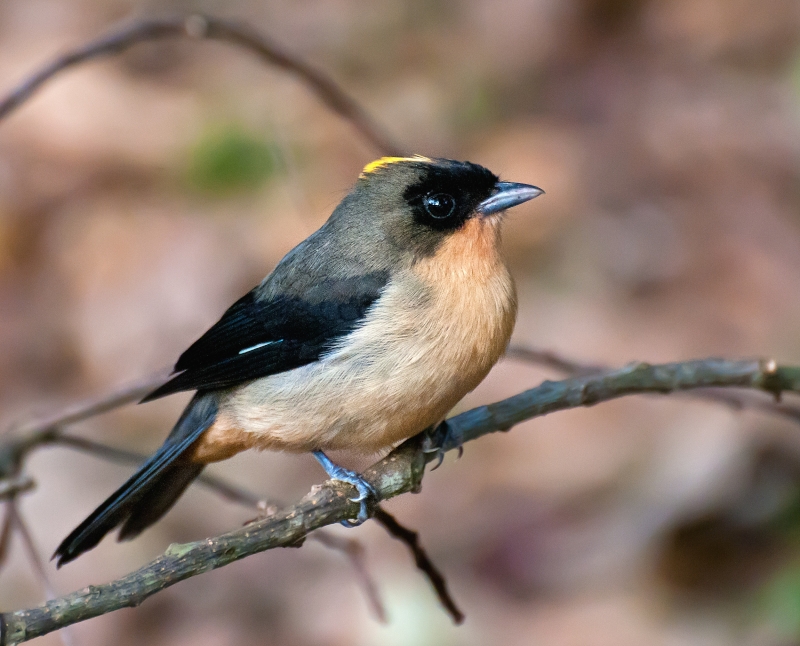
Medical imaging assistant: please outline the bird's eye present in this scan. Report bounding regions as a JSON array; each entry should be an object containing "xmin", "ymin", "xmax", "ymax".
[{"xmin": 422, "ymin": 193, "xmax": 456, "ymax": 219}]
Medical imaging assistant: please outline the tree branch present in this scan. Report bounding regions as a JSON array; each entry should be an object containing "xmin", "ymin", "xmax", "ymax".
[
  {"xmin": 504, "ymin": 344, "xmax": 605, "ymax": 375},
  {"xmin": 2, "ymin": 400, "xmax": 407, "ymax": 625},
  {"xmin": 505, "ymin": 346, "xmax": 800, "ymax": 426},
  {"xmin": 2, "ymin": 358, "xmax": 798, "ymax": 643},
  {"xmin": 310, "ymin": 531, "xmax": 387, "ymax": 623},
  {"xmin": 0, "ymin": 371, "xmax": 170, "ymax": 480},
  {"xmin": 0, "ymin": 507, "xmax": 12, "ymax": 570},
  {"xmin": 50, "ymin": 433, "xmax": 270, "ymax": 509},
  {"xmin": 27, "ymin": 433, "xmax": 390, "ymax": 621},
  {"xmin": 0, "ymin": 477, "xmax": 35, "ymax": 502},
  {"xmin": 0, "ymin": 15, "xmax": 403, "ymax": 156},
  {"xmin": 9, "ymin": 371, "xmax": 171, "ymax": 439},
  {"xmin": 373, "ymin": 507, "xmax": 463, "ymax": 624}
]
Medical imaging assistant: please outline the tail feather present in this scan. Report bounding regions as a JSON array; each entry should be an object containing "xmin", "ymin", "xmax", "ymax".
[
  {"xmin": 118, "ymin": 462, "xmax": 204, "ymax": 541},
  {"xmin": 54, "ymin": 393, "xmax": 217, "ymax": 567}
]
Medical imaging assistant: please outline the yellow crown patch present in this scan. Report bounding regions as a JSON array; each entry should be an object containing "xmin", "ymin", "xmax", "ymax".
[{"xmin": 360, "ymin": 155, "xmax": 432, "ymax": 178}]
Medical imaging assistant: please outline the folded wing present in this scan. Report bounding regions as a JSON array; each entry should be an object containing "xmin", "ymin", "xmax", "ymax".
[{"xmin": 143, "ymin": 271, "xmax": 388, "ymax": 401}]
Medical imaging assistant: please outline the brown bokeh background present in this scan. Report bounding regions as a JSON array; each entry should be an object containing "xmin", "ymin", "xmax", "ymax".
[{"xmin": 4, "ymin": 0, "xmax": 800, "ymax": 644}]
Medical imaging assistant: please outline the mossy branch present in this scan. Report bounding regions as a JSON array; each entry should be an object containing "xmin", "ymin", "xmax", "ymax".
[{"xmin": 1, "ymin": 357, "xmax": 798, "ymax": 644}]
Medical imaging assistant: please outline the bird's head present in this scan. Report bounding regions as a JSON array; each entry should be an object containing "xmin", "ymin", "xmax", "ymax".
[{"xmin": 332, "ymin": 156, "xmax": 543, "ymax": 260}]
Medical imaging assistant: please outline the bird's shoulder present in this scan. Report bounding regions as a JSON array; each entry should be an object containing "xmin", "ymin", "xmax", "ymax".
[{"xmin": 142, "ymin": 248, "xmax": 390, "ymax": 401}]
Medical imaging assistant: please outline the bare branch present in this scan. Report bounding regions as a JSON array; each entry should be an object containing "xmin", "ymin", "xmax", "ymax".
[
  {"xmin": 0, "ymin": 436, "xmax": 425, "ymax": 646},
  {"xmin": 2, "ymin": 358, "xmax": 799, "ymax": 643},
  {"xmin": 7, "ymin": 505, "xmax": 76, "ymax": 646},
  {"xmin": 8, "ymin": 505, "xmax": 57, "ymax": 601},
  {"xmin": 0, "ymin": 371, "xmax": 169, "ymax": 481},
  {"xmin": 0, "ymin": 15, "xmax": 402, "ymax": 156},
  {"xmin": 11, "ymin": 371, "xmax": 171, "ymax": 439},
  {"xmin": 505, "ymin": 345, "xmax": 800, "ymax": 425},
  {"xmin": 0, "ymin": 477, "xmax": 35, "ymax": 502},
  {"xmin": 50, "ymin": 436, "xmax": 384, "ymax": 620},
  {"xmin": 1, "ymin": 430, "xmax": 384, "ymax": 621},
  {"xmin": 374, "ymin": 507, "xmax": 463, "ymax": 624},
  {"xmin": 310, "ymin": 532, "xmax": 387, "ymax": 623},
  {"xmin": 505, "ymin": 345, "xmax": 605, "ymax": 375},
  {"xmin": 50, "ymin": 434, "xmax": 269, "ymax": 509},
  {"xmin": 0, "ymin": 506, "xmax": 12, "ymax": 570}
]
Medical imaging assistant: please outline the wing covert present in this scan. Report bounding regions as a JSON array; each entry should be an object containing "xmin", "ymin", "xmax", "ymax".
[{"xmin": 142, "ymin": 272, "xmax": 388, "ymax": 401}]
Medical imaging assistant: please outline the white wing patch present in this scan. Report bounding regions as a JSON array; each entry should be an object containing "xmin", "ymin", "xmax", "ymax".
[{"xmin": 238, "ymin": 341, "xmax": 279, "ymax": 355}]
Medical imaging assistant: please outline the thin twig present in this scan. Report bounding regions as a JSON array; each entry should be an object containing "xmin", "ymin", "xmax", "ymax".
[
  {"xmin": 374, "ymin": 507, "xmax": 463, "ymax": 624},
  {"xmin": 0, "ymin": 477, "xmax": 35, "ymax": 502},
  {"xmin": 505, "ymin": 345, "xmax": 605, "ymax": 376},
  {"xmin": 506, "ymin": 345, "xmax": 800, "ymax": 424},
  {"xmin": 311, "ymin": 532, "xmax": 387, "ymax": 623},
  {"xmin": 9, "ymin": 370, "xmax": 171, "ymax": 438},
  {"xmin": 0, "ymin": 15, "xmax": 402, "ymax": 156},
  {"xmin": 0, "ymin": 371, "xmax": 170, "ymax": 480},
  {"xmin": 50, "ymin": 434, "xmax": 268, "ymax": 509},
  {"xmin": 0, "ymin": 506, "xmax": 12, "ymax": 569},
  {"xmin": 9, "ymin": 505, "xmax": 54, "ymax": 595},
  {"xmin": 7, "ymin": 504, "xmax": 76, "ymax": 646},
  {"xmin": 3, "ymin": 358, "xmax": 799, "ymax": 643}
]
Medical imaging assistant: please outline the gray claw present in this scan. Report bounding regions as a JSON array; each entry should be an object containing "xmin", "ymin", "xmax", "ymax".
[
  {"xmin": 313, "ymin": 450, "xmax": 376, "ymax": 526},
  {"xmin": 423, "ymin": 421, "xmax": 462, "ymax": 470},
  {"xmin": 430, "ymin": 450, "xmax": 445, "ymax": 471}
]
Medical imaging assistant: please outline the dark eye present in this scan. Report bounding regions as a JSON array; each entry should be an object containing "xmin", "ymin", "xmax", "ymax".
[{"xmin": 422, "ymin": 193, "xmax": 456, "ymax": 219}]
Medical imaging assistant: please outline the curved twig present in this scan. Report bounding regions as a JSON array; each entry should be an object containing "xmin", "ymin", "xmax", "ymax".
[
  {"xmin": 0, "ymin": 15, "xmax": 403, "ymax": 156},
  {"xmin": 311, "ymin": 530, "xmax": 387, "ymax": 623},
  {"xmin": 374, "ymin": 507, "xmax": 463, "ymax": 624}
]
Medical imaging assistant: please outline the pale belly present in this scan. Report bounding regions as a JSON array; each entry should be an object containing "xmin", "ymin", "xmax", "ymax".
[
  {"xmin": 194, "ymin": 217, "xmax": 517, "ymax": 461},
  {"xmin": 216, "ymin": 320, "xmax": 506, "ymax": 453}
]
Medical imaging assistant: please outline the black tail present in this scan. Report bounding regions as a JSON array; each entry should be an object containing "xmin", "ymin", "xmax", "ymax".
[{"xmin": 53, "ymin": 393, "xmax": 218, "ymax": 567}]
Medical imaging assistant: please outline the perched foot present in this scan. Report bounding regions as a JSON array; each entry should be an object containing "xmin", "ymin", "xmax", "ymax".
[
  {"xmin": 422, "ymin": 421, "xmax": 464, "ymax": 470},
  {"xmin": 313, "ymin": 451, "xmax": 376, "ymax": 526}
]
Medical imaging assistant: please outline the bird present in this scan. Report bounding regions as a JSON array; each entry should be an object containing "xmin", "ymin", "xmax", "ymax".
[{"xmin": 53, "ymin": 155, "xmax": 543, "ymax": 567}]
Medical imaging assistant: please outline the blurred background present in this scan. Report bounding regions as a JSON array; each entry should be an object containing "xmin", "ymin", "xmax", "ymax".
[{"xmin": 3, "ymin": 0, "xmax": 800, "ymax": 644}]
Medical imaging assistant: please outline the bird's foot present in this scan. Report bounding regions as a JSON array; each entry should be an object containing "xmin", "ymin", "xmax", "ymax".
[
  {"xmin": 422, "ymin": 421, "xmax": 463, "ymax": 471},
  {"xmin": 313, "ymin": 450, "xmax": 376, "ymax": 526}
]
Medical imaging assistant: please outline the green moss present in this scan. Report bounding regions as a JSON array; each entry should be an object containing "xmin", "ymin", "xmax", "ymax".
[
  {"xmin": 759, "ymin": 563, "xmax": 800, "ymax": 637},
  {"xmin": 186, "ymin": 126, "xmax": 278, "ymax": 195}
]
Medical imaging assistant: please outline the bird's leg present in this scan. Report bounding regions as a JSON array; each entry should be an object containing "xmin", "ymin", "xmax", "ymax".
[
  {"xmin": 312, "ymin": 451, "xmax": 376, "ymax": 526},
  {"xmin": 421, "ymin": 421, "xmax": 464, "ymax": 470}
]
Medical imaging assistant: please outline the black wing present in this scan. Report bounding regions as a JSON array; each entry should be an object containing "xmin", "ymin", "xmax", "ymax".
[{"xmin": 142, "ymin": 272, "xmax": 388, "ymax": 401}]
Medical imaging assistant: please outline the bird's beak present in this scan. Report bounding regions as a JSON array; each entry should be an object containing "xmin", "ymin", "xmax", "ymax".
[{"xmin": 477, "ymin": 181, "xmax": 544, "ymax": 216}]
